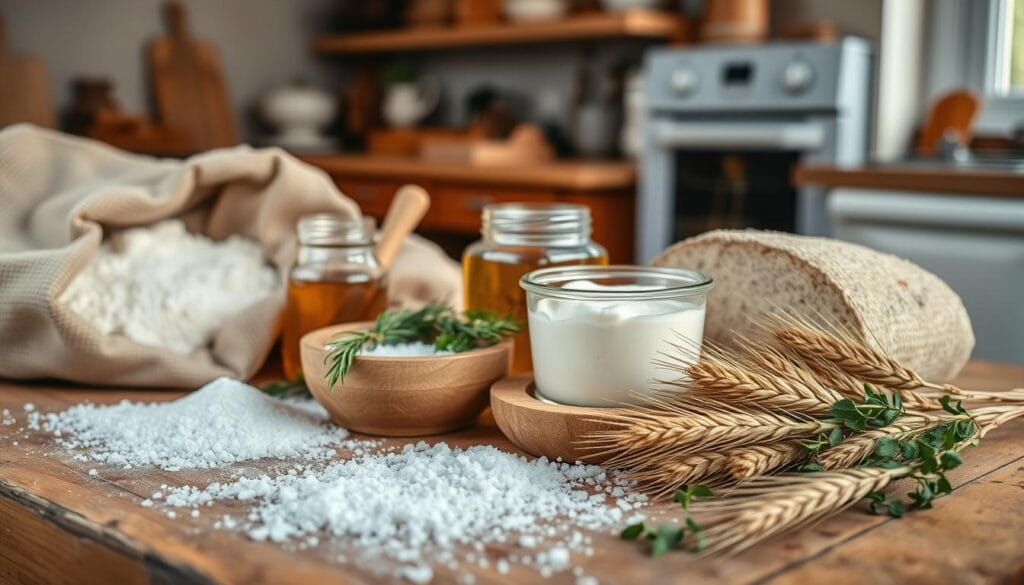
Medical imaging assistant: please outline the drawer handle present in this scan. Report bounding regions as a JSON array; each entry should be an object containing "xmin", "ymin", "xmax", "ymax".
[{"xmin": 463, "ymin": 195, "xmax": 494, "ymax": 212}]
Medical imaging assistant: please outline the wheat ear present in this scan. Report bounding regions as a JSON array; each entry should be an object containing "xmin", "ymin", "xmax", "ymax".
[
  {"xmin": 627, "ymin": 453, "xmax": 731, "ymax": 497},
  {"xmin": 686, "ymin": 358, "xmax": 841, "ymax": 416},
  {"xmin": 582, "ymin": 396, "xmax": 834, "ymax": 466},
  {"xmin": 695, "ymin": 467, "xmax": 905, "ymax": 555},
  {"xmin": 725, "ymin": 442, "xmax": 808, "ymax": 480}
]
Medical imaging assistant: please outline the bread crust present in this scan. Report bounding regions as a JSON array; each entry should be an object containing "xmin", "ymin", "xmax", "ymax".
[{"xmin": 653, "ymin": 230, "xmax": 975, "ymax": 382}]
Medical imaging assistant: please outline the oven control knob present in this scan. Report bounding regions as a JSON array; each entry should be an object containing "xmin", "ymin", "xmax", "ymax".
[
  {"xmin": 670, "ymin": 67, "xmax": 698, "ymax": 96},
  {"xmin": 782, "ymin": 60, "xmax": 815, "ymax": 94}
]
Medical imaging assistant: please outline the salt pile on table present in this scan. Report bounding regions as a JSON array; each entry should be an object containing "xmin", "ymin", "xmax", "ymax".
[
  {"xmin": 162, "ymin": 441, "xmax": 646, "ymax": 583},
  {"xmin": 39, "ymin": 377, "xmax": 349, "ymax": 470}
]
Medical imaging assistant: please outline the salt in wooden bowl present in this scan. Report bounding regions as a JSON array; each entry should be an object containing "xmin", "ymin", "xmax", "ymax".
[{"xmin": 301, "ymin": 321, "xmax": 511, "ymax": 436}]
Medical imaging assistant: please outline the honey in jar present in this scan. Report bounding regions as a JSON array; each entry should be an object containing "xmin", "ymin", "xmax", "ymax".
[
  {"xmin": 462, "ymin": 203, "xmax": 608, "ymax": 373},
  {"xmin": 281, "ymin": 215, "xmax": 387, "ymax": 381}
]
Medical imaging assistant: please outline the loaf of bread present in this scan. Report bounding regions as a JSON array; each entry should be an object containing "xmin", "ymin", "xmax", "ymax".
[{"xmin": 653, "ymin": 230, "xmax": 975, "ymax": 382}]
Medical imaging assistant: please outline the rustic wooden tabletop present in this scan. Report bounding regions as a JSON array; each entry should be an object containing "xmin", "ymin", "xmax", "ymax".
[{"xmin": 1, "ymin": 360, "xmax": 1022, "ymax": 585}]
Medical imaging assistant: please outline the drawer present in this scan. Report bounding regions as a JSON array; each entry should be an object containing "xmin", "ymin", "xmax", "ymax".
[
  {"xmin": 334, "ymin": 180, "xmax": 402, "ymax": 218},
  {"xmin": 432, "ymin": 186, "xmax": 555, "ymax": 232}
]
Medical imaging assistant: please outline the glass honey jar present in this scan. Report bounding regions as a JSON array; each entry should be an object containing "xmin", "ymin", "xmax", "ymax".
[
  {"xmin": 462, "ymin": 203, "xmax": 608, "ymax": 374},
  {"xmin": 281, "ymin": 214, "xmax": 388, "ymax": 381}
]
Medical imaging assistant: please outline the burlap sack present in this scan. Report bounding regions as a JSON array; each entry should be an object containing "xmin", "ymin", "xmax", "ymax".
[
  {"xmin": 653, "ymin": 229, "xmax": 975, "ymax": 382},
  {"xmin": 0, "ymin": 124, "xmax": 461, "ymax": 388}
]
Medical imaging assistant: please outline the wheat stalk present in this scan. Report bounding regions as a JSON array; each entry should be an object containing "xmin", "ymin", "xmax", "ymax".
[
  {"xmin": 583, "ymin": 396, "xmax": 834, "ymax": 467},
  {"xmin": 686, "ymin": 357, "xmax": 841, "ymax": 416},
  {"xmin": 818, "ymin": 405, "xmax": 1024, "ymax": 470},
  {"xmin": 694, "ymin": 467, "xmax": 906, "ymax": 555},
  {"xmin": 726, "ymin": 442, "xmax": 808, "ymax": 480},
  {"xmin": 628, "ymin": 453, "xmax": 731, "ymax": 497},
  {"xmin": 769, "ymin": 318, "xmax": 1024, "ymax": 404}
]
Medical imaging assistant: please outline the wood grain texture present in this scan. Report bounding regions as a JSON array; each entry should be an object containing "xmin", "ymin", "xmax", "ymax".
[
  {"xmin": 1, "ymin": 360, "xmax": 1023, "ymax": 584},
  {"xmin": 312, "ymin": 9, "xmax": 689, "ymax": 54},
  {"xmin": 301, "ymin": 322, "xmax": 511, "ymax": 436},
  {"xmin": 490, "ymin": 375, "xmax": 629, "ymax": 464},
  {"xmin": 794, "ymin": 164, "xmax": 1024, "ymax": 198}
]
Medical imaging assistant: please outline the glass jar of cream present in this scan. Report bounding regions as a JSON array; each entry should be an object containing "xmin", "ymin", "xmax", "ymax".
[{"xmin": 520, "ymin": 265, "xmax": 713, "ymax": 407}]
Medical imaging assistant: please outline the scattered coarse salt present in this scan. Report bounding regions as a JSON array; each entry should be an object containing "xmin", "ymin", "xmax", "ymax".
[
  {"xmin": 59, "ymin": 220, "xmax": 278, "ymax": 354},
  {"xmin": 40, "ymin": 377, "xmax": 349, "ymax": 470},
  {"xmin": 23, "ymin": 403, "xmax": 35, "ymax": 412},
  {"xmin": 357, "ymin": 342, "xmax": 454, "ymax": 357},
  {"xmin": 161, "ymin": 441, "xmax": 645, "ymax": 582}
]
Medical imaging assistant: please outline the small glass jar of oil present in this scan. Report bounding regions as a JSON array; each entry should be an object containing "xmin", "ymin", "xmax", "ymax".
[
  {"xmin": 281, "ymin": 214, "xmax": 388, "ymax": 381},
  {"xmin": 463, "ymin": 203, "xmax": 608, "ymax": 373}
]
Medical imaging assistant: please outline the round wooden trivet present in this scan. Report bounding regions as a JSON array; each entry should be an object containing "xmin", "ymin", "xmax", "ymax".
[{"xmin": 490, "ymin": 375, "xmax": 632, "ymax": 464}]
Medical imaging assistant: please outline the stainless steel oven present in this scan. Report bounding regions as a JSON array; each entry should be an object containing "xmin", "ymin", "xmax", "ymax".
[{"xmin": 638, "ymin": 38, "xmax": 873, "ymax": 261}]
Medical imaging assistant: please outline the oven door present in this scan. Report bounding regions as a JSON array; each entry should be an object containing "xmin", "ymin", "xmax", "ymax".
[{"xmin": 638, "ymin": 118, "xmax": 830, "ymax": 262}]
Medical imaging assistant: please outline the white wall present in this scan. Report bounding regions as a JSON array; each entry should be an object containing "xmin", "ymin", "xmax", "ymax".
[{"xmin": 0, "ymin": 0, "xmax": 339, "ymax": 141}]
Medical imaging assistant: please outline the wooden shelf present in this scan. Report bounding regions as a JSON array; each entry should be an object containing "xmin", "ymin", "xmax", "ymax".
[
  {"xmin": 313, "ymin": 10, "xmax": 688, "ymax": 54},
  {"xmin": 300, "ymin": 154, "xmax": 637, "ymax": 191}
]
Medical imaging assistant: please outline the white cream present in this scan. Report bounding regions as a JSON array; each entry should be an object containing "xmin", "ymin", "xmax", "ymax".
[{"xmin": 527, "ymin": 280, "xmax": 707, "ymax": 407}]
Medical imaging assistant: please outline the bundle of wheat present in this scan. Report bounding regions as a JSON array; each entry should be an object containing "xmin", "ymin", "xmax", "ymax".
[{"xmin": 587, "ymin": 312, "xmax": 1024, "ymax": 555}]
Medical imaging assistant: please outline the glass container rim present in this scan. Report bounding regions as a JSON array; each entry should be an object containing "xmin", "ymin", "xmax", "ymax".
[{"xmin": 519, "ymin": 265, "xmax": 713, "ymax": 301}]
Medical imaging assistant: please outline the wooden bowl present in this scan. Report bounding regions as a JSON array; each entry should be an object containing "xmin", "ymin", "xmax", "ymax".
[
  {"xmin": 301, "ymin": 322, "xmax": 511, "ymax": 436},
  {"xmin": 490, "ymin": 375, "xmax": 633, "ymax": 464}
]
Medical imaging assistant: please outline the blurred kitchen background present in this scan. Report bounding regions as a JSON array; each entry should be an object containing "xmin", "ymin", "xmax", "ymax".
[{"xmin": 1, "ymin": 0, "xmax": 1022, "ymax": 363}]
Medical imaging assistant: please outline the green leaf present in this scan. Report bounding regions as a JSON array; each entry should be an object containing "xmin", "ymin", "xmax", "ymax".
[
  {"xmin": 650, "ymin": 525, "xmax": 683, "ymax": 557},
  {"xmin": 936, "ymin": 475, "xmax": 953, "ymax": 494},
  {"xmin": 875, "ymin": 437, "xmax": 899, "ymax": 458},
  {"xmin": 886, "ymin": 500, "xmax": 905, "ymax": 518},
  {"xmin": 799, "ymin": 462, "xmax": 823, "ymax": 473},
  {"xmin": 901, "ymin": 441, "xmax": 920, "ymax": 460},
  {"xmin": 940, "ymin": 452, "xmax": 962, "ymax": 470},
  {"xmin": 831, "ymin": 399, "xmax": 860, "ymax": 421},
  {"xmin": 685, "ymin": 517, "xmax": 706, "ymax": 551},
  {"xmin": 688, "ymin": 484, "xmax": 714, "ymax": 498},
  {"xmin": 828, "ymin": 426, "xmax": 845, "ymax": 447},
  {"xmin": 673, "ymin": 489, "xmax": 691, "ymax": 509},
  {"xmin": 620, "ymin": 523, "xmax": 647, "ymax": 540}
]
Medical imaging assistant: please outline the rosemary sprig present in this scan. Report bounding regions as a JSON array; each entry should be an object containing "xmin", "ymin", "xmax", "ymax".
[{"xmin": 323, "ymin": 304, "xmax": 519, "ymax": 391}]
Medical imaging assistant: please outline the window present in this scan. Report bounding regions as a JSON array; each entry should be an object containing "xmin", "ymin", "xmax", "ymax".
[
  {"xmin": 990, "ymin": 0, "xmax": 1024, "ymax": 95},
  {"xmin": 927, "ymin": 0, "xmax": 1024, "ymax": 132}
]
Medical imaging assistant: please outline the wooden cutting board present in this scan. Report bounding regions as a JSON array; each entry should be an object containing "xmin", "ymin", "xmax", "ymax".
[
  {"xmin": 148, "ymin": 1, "xmax": 237, "ymax": 151},
  {"xmin": 0, "ymin": 13, "xmax": 55, "ymax": 128}
]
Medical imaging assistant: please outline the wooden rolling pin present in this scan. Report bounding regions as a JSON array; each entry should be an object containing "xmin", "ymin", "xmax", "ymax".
[{"xmin": 374, "ymin": 184, "xmax": 431, "ymax": 270}]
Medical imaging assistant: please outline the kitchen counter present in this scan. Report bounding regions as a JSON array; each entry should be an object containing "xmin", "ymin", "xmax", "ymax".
[
  {"xmin": 2, "ymin": 360, "xmax": 1024, "ymax": 584},
  {"xmin": 300, "ymin": 154, "xmax": 637, "ymax": 192},
  {"xmin": 795, "ymin": 163, "xmax": 1024, "ymax": 197}
]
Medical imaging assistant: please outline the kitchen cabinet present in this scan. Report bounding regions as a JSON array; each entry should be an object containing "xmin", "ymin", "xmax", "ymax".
[
  {"xmin": 304, "ymin": 155, "xmax": 637, "ymax": 263},
  {"xmin": 796, "ymin": 163, "xmax": 1024, "ymax": 364}
]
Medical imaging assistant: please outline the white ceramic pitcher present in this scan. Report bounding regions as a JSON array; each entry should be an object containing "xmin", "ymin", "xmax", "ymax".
[{"xmin": 383, "ymin": 79, "xmax": 441, "ymax": 128}]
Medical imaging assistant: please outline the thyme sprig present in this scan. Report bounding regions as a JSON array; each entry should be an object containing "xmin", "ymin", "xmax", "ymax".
[
  {"xmin": 621, "ymin": 484, "xmax": 713, "ymax": 555},
  {"xmin": 323, "ymin": 304, "xmax": 519, "ymax": 391}
]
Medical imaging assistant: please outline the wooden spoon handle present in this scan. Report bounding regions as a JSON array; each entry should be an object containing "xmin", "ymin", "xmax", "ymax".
[{"xmin": 374, "ymin": 184, "xmax": 431, "ymax": 271}]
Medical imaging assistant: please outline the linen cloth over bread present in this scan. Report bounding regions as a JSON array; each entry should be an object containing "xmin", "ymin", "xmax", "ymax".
[
  {"xmin": 0, "ymin": 124, "xmax": 461, "ymax": 387},
  {"xmin": 653, "ymin": 229, "xmax": 975, "ymax": 383}
]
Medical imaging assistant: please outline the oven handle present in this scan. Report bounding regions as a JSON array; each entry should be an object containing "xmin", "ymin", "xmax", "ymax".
[{"xmin": 652, "ymin": 120, "xmax": 826, "ymax": 151}]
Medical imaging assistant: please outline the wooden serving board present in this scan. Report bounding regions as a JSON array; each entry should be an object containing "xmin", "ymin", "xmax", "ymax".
[
  {"xmin": 148, "ymin": 1, "xmax": 237, "ymax": 151},
  {"xmin": 0, "ymin": 13, "xmax": 55, "ymax": 128},
  {"xmin": 1, "ymin": 360, "xmax": 1023, "ymax": 584}
]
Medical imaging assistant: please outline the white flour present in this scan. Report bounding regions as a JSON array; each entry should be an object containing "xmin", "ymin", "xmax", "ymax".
[
  {"xmin": 40, "ymin": 377, "xmax": 349, "ymax": 470},
  {"xmin": 60, "ymin": 220, "xmax": 278, "ymax": 354},
  {"xmin": 162, "ymin": 441, "xmax": 646, "ymax": 583}
]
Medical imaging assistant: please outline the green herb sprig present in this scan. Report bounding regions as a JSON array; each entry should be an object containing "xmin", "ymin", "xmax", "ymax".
[
  {"xmin": 621, "ymin": 484, "xmax": 713, "ymax": 555},
  {"xmin": 324, "ymin": 304, "xmax": 519, "ymax": 391}
]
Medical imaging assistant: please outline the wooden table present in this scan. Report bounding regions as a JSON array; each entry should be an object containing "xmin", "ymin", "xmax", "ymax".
[{"xmin": 2, "ymin": 360, "xmax": 1023, "ymax": 585}]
